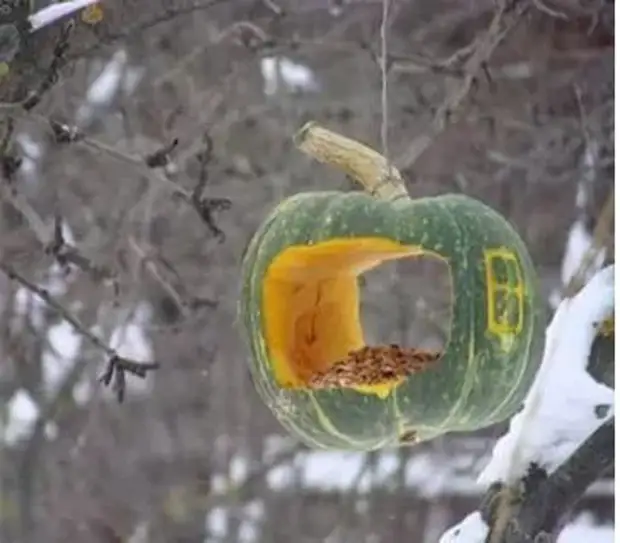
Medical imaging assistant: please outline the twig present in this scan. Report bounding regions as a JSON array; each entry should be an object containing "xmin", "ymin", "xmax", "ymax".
[
  {"xmin": 46, "ymin": 214, "xmax": 118, "ymax": 290},
  {"xmin": 531, "ymin": 0, "xmax": 568, "ymax": 20},
  {"xmin": 144, "ymin": 138, "xmax": 179, "ymax": 169},
  {"xmin": 22, "ymin": 20, "xmax": 75, "ymax": 111},
  {"xmin": 128, "ymin": 237, "xmax": 188, "ymax": 316},
  {"xmin": 0, "ymin": 179, "xmax": 50, "ymax": 246},
  {"xmin": 395, "ymin": 0, "xmax": 529, "ymax": 171},
  {"xmin": 188, "ymin": 132, "xmax": 232, "ymax": 241},
  {"xmin": 77, "ymin": 130, "xmax": 231, "ymax": 241},
  {"xmin": 67, "ymin": 0, "xmax": 231, "ymax": 60},
  {"xmin": 521, "ymin": 418, "xmax": 614, "ymax": 538},
  {"xmin": 6, "ymin": 109, "xmax": 232, "ymax": 241},
  {"xmin": 388, "ymin": 52, "xmax": 465, "ymax": 77},
  {"xmin": 49, "ymin": 118, "xmax": 83, "ymax": 143},
  {"xmin": 15, "ymin": 302, "xmax": 138, "ymax": 540},
  {"xmin": 127, "ymin": 237, "xmax": 217, "ymax": 317},
  {"xmin": 0, "ymin": 262, "xmax": 159, "ymax": 402},
  {"xmin": 0, "ymin": 116, "xmax": 23, "ymax": 182}
]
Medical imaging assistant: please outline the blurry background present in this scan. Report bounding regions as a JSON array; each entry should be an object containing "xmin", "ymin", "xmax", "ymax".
[{"xmin": 0, "ymin": 0, "xmax": 614, "ymax": 541}]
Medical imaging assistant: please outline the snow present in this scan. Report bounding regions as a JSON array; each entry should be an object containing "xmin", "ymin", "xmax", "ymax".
[
  {"xmin": 260, "ymin": 56, "xmax": 319, "ymax": 96},
  {"xmin": 436, "ymin": 487, "xmax": 616, "ymax": 543},
  {"xmin": 439, "ymin": 265, "xmax": 614, "ymax": 542},
  {"xmin": 291, "ymin": 451, "xmax": 373, "ymax": 491},
  {"xmin": 15, "ymin": 132, "xmax": 43, "ymax": 182},
  {"xmin": 479, "ymin": 264, "xmax": 614, "ymax": 484},
  {"xmin": 438, "ymin": 513, "xmax": 488, "ymax": 543},
  {"xmin": 205, "ymin": 501, "xmax": 264, "ymax": 543},
  {"xmin": 29, "ymin": 0, "xmax": 100, "ymax": 31},
  {"xmin": 206, "ymin": 507, "xmax": 227, "ymax": 538},
  {"xmin": 76, "ymin": 49, "xmax": 129, "ymax": 127},
  {"xmin": 211, "ymin": 436, "xmax": 611, "ymax": 498},
  {"xmin": 229, "ymin": 454, "xmax": 250, "ymax": 483},
  {"xmin": 238, "ymin": 501, "xmax": 265, "ymax": 543},
  {"xmin": 558, "ymin": 513, "xmax": 614, "ymax": 543},
  {"xmin": 127, "ymin": 521, "xmax": 149, "ymax": 543},
  {"xmin": 548, "ymin": 220, "xmax": 606, "ymax": 308},
  {"xmin": 12, "ymin": 224, "xmax": 74, "ymax": 331},
  {"xmin": 42, "ymin": 320, "xmax": 83, "ymax": 398},
  {"xmin": 2, "ymin": 389, "xmax": 39, "ymax": 445},
  {"xmin": 548, "ymin": 142, "xmax": 605, "ymax": 309},
  {"xmin": 44, "ymin": 420, "xmax": 59, "ymax": 440}
]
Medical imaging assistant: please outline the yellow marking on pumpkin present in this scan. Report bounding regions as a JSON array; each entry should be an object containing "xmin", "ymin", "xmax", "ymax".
[
  {"xmin": 487, "ymin": 301, "xmax": 537, "ymax": 423},
  {"xmin": 81, "ymin": 3, "xmax": 104, "ymax": 25},
  {"xmin": 598, "ymin": 317, "xmax": 613, "ymax": 337},
  {"xmin": 263, "ymin": 237, "xmax": 423, "ymax": 397},
  {"xmin": 353, "ymin": 382, "xmax": 395, "ymax": 399},
  {"xmin": 483, "ymin": 248, "xmax": 525, "ymax": 344}
]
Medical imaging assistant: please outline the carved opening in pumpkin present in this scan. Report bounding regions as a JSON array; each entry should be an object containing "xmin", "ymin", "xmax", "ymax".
[{"xmin": 263, "ymin": 237, "xmax": 451, "ymax": 398}]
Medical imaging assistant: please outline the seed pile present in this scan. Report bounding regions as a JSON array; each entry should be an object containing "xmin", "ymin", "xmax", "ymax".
[{"xmin": 308, "ymin": 345, "xmax": 441, "ymax": 389}]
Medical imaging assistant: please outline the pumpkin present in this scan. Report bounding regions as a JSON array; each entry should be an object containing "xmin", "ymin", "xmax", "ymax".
[{"xmin": 239, "ymin": 124, "xmax": 545, "ymax": 451}]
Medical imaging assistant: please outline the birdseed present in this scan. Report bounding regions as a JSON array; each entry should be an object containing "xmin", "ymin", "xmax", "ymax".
[{"xmin": 308, "ymin": 345, "xmax": 441, "ymax": 389}]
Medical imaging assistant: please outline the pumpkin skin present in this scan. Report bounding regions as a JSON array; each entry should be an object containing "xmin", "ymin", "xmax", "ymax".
[{"xmin": 240, "ymin": 191, "xmax": 545, "ymax": 451}]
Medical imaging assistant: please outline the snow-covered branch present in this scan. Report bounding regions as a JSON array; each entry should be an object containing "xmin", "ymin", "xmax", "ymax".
[
  {"xmin": 29, "ymin": 0, "xmax": 100, "ymax": 32},
  {"xmin": 441, "ymin": 264, "xmax": 615, "ymax": 543}
]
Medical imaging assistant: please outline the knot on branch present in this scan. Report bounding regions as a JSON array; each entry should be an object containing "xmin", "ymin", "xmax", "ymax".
[
  {"xmin": 98, "ymin": 355, "xmax": 160, "ymax": 403},
  {"xmin": 49, "ymin": 119, "xmax": 83, "ymax": 144},
  {"xmin": 144, "ymin": 138, "xmax": 179, "ymax": 169},
  {"xmin": 190, "ymin": 132, "xmax": 232, "ymax": 242},
  {"xmin": 45, "ymin": 215, "xmax": 117, "ymax": 288}
]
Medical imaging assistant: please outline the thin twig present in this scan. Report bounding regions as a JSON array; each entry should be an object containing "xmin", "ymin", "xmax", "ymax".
[
  {"xmin": 127, "ymin": 237, "xmax": 189, "ymax": 317},
  {"xmin": 396, "ymin": 0, "xmax": 529, "ymax": 171},
  {"xmin": 22, "ymin": 20, "xmax": 75, "ymax": 111},
  {"xmin": 0, "ymin": 263, "xmax": 159, "ymax": 402},
  {"xmin": 531, "ymin": 0, "xmax": 568, "ymax": 20},
  {"xmin": 0, "ymin": 262, "xmax": 114, "ymax": 355},
  {"xmin": 78, "ymin": 131, "xmax": 231, "ymax": 241},
  {"xmin": 47, "ymin": 214, "xmax": 118, "ymax": 288},
  {"xmin": 8, "ymin": 109, "xmax": 231, "ymax": 241}
]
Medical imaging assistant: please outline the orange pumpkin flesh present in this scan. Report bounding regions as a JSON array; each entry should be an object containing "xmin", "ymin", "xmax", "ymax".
[{"xmin": 263, "ymin": 237, "xmax": 422, "ymax": 396}]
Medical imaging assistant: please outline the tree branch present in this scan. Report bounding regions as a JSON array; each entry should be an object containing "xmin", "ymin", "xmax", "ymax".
[
  {"xmin": 0, "ymin": 263, "xmax": 159, "ymax": 402},
  {"xmin": 482, "ymin": 417, "xmax": 614, "ymax": 543},
  {"xmin": 395, "ymin": 0, "xmax": 530, "ymax": 171}
]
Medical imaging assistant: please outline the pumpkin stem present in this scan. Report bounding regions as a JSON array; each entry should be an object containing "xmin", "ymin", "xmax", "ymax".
[{"xmin": 294, "ymin": 122, "xmax": 409, "ymax": 202}]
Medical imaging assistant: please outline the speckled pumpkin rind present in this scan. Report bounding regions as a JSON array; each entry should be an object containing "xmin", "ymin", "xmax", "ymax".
[{"xmin": 240, "ymin": 192, "xmax": 545, "ymax": 451}]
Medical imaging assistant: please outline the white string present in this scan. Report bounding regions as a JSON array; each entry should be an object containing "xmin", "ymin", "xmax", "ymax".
[{"xmin": 380, "ymin": 0, "xmax": 390, "ymax": 161}]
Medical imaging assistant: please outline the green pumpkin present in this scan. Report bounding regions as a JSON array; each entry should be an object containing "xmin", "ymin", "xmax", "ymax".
[
  {"xmin": 239, "ymin": 124, "xmax": 547, "ymax": 451},
  {"xmin": 240, "ymin": 190, "xmax": 545, "ymax": 451}
]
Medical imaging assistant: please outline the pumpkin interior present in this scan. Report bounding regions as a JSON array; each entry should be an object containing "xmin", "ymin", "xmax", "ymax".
[{"xmin": 263, "ymin": 237, "xmax": 439, "ymax": 398}]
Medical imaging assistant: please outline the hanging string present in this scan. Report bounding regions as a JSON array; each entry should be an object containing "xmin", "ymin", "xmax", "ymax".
[{"xmin": 380, "ymin": 0, "xmax": 391, "ymax": 162}]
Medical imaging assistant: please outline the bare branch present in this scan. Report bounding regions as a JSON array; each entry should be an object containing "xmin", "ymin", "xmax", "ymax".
[
  {"xmin": 0, "ymin": 262, "xmax": 159, "ymax": 402},
  {"xmin": 395, "ymin": 0, "xmax": 530, "ymax": 171}
]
